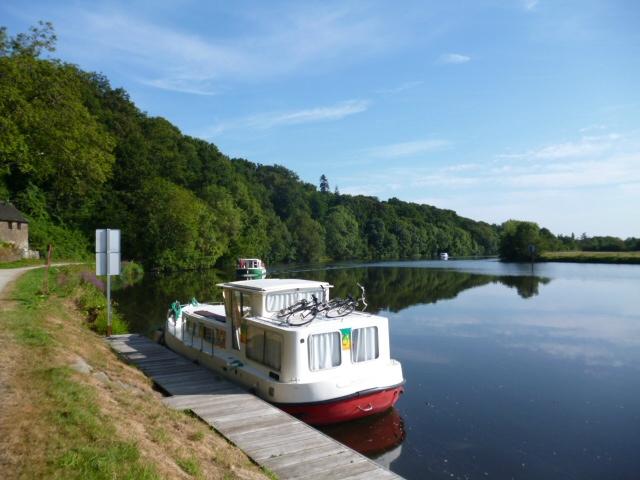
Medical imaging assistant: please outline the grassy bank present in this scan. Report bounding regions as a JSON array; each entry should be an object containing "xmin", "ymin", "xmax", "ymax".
[
  {"xmin": 0, "ymin": 266, "xmax": 270, "ymax": 480},
  {"xmin": 540, "ymin": 251, "xmax": 640, "ymax": 264}
]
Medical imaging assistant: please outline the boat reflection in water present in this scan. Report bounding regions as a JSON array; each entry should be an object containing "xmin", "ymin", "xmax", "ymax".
[{"xmin": 320, "ymin": 407, "xmax": 406, "ymax": 467}]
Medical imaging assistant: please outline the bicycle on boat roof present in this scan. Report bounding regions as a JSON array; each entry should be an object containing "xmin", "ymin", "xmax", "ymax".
[{"xmin": 276, "ymin": 283, "xmax": 368, "ymax": 326}]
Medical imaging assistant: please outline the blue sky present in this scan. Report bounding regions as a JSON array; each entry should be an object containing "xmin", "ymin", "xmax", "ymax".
[{"xmin": 2, "ymin": 0, "xmax": 639, "ymax": 237}]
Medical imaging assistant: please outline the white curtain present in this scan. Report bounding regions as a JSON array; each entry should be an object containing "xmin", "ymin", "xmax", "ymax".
[
  {"xmin": 264, "ymin": 332, "xmax": 282, "ymax": 371},
  {"xmin": 246, "ymin": 326, "xmax": 264, "ymax": 362},
  {"xmin": 308, "ymin": 332, "xmax": 341, "ymax": 371},
  {"xmin": 266, "ymin": 290, "xmax": 326, "ymax": 312},
  {"xmin": 351, "ymin": 327, "xmax": 378, "ymax": 363}
]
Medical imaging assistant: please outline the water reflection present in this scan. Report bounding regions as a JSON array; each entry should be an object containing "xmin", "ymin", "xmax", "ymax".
[
  {"xmin": 320, "ymin": 408, "xmax": 406, "ymax": 461},
  {"xmin": 270, "ymin": 267, "xmax": 552, "ymax": 313},
  {"xmin": 115, "ymin": 266, "xmax": 551, "ymax": 334},
  {"xmin": 113, "ymin": 261, "xmax": 640, "ymax": 479}
]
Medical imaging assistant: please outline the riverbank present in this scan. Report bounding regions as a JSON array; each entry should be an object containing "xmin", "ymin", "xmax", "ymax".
[
  {"xmin": 0, "ymin": 266, "xmax": 270, "ymax": 480},
  {"xmin": 540, "ymin": 251, "xmax": 640, "ymax": 264}
]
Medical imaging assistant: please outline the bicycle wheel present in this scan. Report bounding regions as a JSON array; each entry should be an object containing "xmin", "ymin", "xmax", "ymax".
[
  {"xmin": 288, "ymin": 308, "xmax": 317, "ymax": 326},
  {"xmin": 325, "ymin": 302, "xmax": 355, "ymax": 318}
]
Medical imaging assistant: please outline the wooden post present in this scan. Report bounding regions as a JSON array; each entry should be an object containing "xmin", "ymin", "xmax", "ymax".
[{"xmin": 43, "ymin": 244, "xmax": 53, "ymax": 294}]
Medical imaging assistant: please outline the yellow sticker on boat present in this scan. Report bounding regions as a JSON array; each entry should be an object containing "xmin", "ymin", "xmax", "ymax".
[{"xmin": 341, "ymin": 328, "xmax": 351, "ymax": 350}]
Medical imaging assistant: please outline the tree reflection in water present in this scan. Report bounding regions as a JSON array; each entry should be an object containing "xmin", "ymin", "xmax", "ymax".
[{"xmin": 114, "ymin": 264, "xmax": 551, "ymax": 334}]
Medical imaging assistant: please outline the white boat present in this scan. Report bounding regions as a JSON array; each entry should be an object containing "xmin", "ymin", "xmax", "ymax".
[
  {"xmin": 164, "ymin": 279, "xmax": 404, "ymax": 425},
  {"xmin": 440, "ymin": 252, "xmax": 449, "ymax": 260}
]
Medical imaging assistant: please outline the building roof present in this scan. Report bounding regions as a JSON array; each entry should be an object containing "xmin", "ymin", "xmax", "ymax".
[
  {"xmin": 217, "ymin": 278, "xmax": 332, "ymax": 293},
  {"xmin": 0, "ymin": 202, "xmax": 27, "ymax": 223}
]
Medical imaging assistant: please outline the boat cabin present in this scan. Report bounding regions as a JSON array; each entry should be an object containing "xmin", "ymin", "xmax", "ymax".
[
  {"xmin": 237, "ymin": 258, "xmax": 264, "ymax": 270},
  {"xmin": 171, "ymin": 279, "xmax": 388, "ymax": 385}
]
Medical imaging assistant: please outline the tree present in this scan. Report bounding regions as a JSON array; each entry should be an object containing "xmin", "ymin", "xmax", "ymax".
[
  {"xmin": 325, "ymin": 206, "xmax": 364, "ymax": 259},
  {"xmin": 289, "ymin": 212, "xmax": 326, "ymax": 262},
  {"xmin": 0, "ymin": 21, "xmax": 56, "ymax": 58},
  {"xmin": 0, "ymin": 35, "xmax": 115, "ymax": 222},
  {"xmin": 319, "ymin": 174, "xmax": 330, "ymax": 193},
  {"xmin": 137, "ymin": 179, "xmax": 223, "ymax": 270},
  {"xmin": 499, "ymin": 220, "xmax": 545, "ymax": 261}
]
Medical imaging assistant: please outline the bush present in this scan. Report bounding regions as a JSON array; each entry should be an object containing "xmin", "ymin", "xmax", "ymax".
[
  {"xmin": 76, "ymin": 273, "xmax": 128, "ymax": 335},
  {"xmin": 28, "ymin": 216, "xmax": 91, "ymax": 260}
]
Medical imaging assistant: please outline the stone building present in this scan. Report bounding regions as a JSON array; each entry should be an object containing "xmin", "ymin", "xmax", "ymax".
[{"xmin": 0, "ymin": 202, "xmax": 29, "ymax": 254}]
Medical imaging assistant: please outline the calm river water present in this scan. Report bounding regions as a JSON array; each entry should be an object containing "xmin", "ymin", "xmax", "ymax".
[{"xmin": 114, "ymin": 259, "xmax": 640, "ymax": 480}]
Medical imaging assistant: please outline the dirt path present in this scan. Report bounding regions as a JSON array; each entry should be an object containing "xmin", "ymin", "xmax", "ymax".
[
  {"xmin": 0, "ymin": 267, "xmax": 38, "ymax": 297},
  {"xmin": 0, "ymin": 268, "xmax": 32, "ymax": 473}
]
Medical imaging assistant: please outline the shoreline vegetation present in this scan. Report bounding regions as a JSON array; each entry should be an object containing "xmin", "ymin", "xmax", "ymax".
[
  {"xmin": 0, "ymin": 265, "xmax": 271, "ymax": 480},
  {"xmin": 540, "ymin": 251, "xmax": 640, "ymax": 264}
]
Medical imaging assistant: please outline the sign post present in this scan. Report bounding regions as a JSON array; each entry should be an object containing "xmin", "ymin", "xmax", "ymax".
[{"xmin": 96, "ymin": 229, "xmax": 121, "ymax": 337}]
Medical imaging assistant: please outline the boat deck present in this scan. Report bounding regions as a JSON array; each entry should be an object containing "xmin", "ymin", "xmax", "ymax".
[{"xmin": 106, "ymin": 334, "xmax": 403, "ymax": 480}]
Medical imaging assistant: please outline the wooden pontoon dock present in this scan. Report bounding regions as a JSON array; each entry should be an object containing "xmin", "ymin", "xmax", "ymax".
[{"xmin": 107, "ymin": 334, "xmax": 403, "ymax": 480}]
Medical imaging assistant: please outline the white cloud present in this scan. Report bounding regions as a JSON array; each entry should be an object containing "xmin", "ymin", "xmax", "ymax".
[
  {"xmin": 439, "ymin": 53, "xmax": 471, "ymax": 64},
  {"xmin": 338, "ymin": 129, "xmax": 640, "ymax": 236},
  {"xmin": 366, "ymin": 139, "xmax": 450, "ymax": 158},
  {"xmin": 497, "ymin": 133, "xmax": 621, "ymax": 161},
  {"xmin": 54, "ymin": 4, "xmax": 398, "ymax": 95},
  {"xmin": 523, "ymin": 0, "xmax": 539, "ymax": 11},
  {"xmin": 375, "ymin": 80, "xmax": 424, "ymax": 94},
  {"xmin": 204, "ymin": 99, "xmax": 370, "ymax": 136}
]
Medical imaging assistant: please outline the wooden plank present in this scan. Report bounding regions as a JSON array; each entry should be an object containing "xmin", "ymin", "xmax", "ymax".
[
  {"xmin": 195, "ymin": 398, "xmax": 266, "ymax": 419},
  {"xmin": 297, "ymin": 460, "xmax": 382, "ymax": 480},
  {"xmin": 214, "ymin": 411, "xmax": 293, "ymax": 436},
  {"xmin": 163, "ymin": 383, "xmax": 232, "ymax": 396},
  {"xmin": 168, "ymin": 392, "xmax": 251, "ymax": 409},
  {"xmin": 157, "ymin": 374, "xmax": 216, "ymax": 385},
  {"xmin": 206, "ymin": 404, "xmax": 282, "ymax": 425},
  {"xmin": 275, "ymin": 450, "xmax": 368, "ymax": 479},
  {"xmin": 227, "ymin": 421, "xmax": 312, "ymax": 447},
  {"xmin": 247, "ymin": 431, "xmax": 327, "ymax": 461},
  {"xmin": 261, "ymin": 442, "xmax": 346, "ymax": 470},
  {"xmin": 152, "ymin": 370, "xmax": 219, "ymax": 382},
  {"xmin": 340, "ymin": 469, "xmax": 402, "ymax": 480},
  {"xmin": 140, "ymin": 364, "xmax": 197, "ymax": 375}
]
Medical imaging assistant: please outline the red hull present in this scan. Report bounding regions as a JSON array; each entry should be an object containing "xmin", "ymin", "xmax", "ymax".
[{"xmin": 277, "ymin": 385, "xmax": 404, "ymax": 425}]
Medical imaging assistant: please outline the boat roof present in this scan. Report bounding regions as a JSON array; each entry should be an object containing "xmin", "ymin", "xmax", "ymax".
[{"xmin": 217, "ymin": 278, "xmax": 332, "ymax": 293}]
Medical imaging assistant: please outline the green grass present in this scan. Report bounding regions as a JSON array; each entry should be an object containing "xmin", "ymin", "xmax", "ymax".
[
  {"xmin": 176, "ymin": 456, "xmax": 201, "ymax": 477},
  {"xmin": 541, "ymin": 251, "xmax": 640, "ymax": 264},
  {"xmin": 262, "ymin": 467, "xmax": 279, "ymax": 480},
  {"xmin": 17, "ymin": 324, "xmax": 52, "ymax": 346},
  {"xmin": 2, "ymin": 270, "xmax": 156, "ymax": 479}
]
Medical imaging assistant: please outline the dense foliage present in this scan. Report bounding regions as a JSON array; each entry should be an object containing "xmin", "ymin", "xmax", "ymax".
[{"xmin": 2, "ymin": 24, "xmax": 635, "ymax": 269}]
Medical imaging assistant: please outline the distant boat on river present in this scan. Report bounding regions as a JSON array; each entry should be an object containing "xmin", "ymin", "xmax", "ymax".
[{"xmin": 236, "ymin": 258, "xmax": 267, "ymax": 279}]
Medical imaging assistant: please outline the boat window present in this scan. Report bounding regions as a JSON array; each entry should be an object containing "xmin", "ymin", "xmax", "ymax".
[
  {"xmin": 264, "ymin": 332, "xmax": 282, "ymax": 371},
  {"xmin": 203, "ymin": 326, "xmax": 214, "ymax": 343},
  {"xmin": 308, "ymin": 332, "xmax": 341, "ymax": 371},
  {"xmin": 266, "ymin": 289, "xmax": 326, "ymax": 312},
  {"xmin": 246, "ymin": 326, "xmax": 265, "ymax": 363},
  {"xmin": 246, "ymin": 326, "xmax": 282, "ymax": 371},
  {"xmin": 351, "ymin": 327, "xmax": 379, "ymax": 363},
  {"xmin": 230, "ymin": 290, "xmax": 252, "ymax": 350}
]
